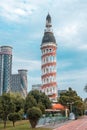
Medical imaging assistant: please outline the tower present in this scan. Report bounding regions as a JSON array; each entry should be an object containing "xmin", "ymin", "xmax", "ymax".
[
  {"xmin": 41, "ymin": 14, "xmax": 58, "ymax": 102},
  {"xmin": 0, "ymin": 46, "xmax": 12, "ymax": 95}
]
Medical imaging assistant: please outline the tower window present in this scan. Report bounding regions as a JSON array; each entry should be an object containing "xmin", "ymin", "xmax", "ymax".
[
  {"xmin": 46, "ymin": 49, "xmax": 48, "ymax": 53},
  {"xmin": 50, "ymin": 49, "xmax": 52, "ymax": 52}
]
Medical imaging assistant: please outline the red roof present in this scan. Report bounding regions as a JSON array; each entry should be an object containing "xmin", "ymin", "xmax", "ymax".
[{"xmin": 52, "ymin": 103, "xmax": 65, "ymax": 110}]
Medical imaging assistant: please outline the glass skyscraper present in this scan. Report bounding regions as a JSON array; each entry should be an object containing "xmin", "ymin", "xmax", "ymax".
[{"xmin": 0, "ymin": 46, "xmax": 12, "ymax": 95}]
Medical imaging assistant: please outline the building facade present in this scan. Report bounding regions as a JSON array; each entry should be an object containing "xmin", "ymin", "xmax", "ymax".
[
  {"xmin": 0, "ymin": 46, "xmax": 28, "ymax": 98},
  {"xmin": 11, "ymin": 70, "xmax": 28, "ymax": 98},
  {"xmin": 41, "ymin": 14, "xmax": 58, "ymax": 102},
  {"xmin": 0, "ymin": 46, "xmax": 12, "ymax": 95}
]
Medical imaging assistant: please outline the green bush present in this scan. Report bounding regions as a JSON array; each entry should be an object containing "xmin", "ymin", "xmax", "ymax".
[{"xmin": 27, "ymin": 107, "xmax": 42, "ymax": 128}]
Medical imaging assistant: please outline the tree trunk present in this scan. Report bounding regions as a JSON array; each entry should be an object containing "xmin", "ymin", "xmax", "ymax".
[
  {"xmin": 4, "ymin": 120, "xmax": 6, "ymax": 128},
  {"xmin": 29, "ymin": 119, "xmax": 38, "ymax": 128},
  {"xmin": 13, "ymin": 121, "xmax": 15, "ymax": 127}
]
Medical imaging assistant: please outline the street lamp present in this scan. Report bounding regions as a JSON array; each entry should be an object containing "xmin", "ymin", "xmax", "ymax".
[{"xmin": 67, "ymin": 102, "xmax": 74, "ymax": 113}]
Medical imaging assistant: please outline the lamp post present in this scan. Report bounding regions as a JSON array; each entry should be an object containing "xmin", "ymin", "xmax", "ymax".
[
  {"xmin": 67, "ymin": 102, "xmax": 75, "ymax": 120},
  {"xmin": 67, "ymin": 102, "xmax": 74, "ymax": 113}
]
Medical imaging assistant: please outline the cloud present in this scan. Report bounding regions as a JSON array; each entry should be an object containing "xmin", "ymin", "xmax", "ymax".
[
  {"xmin": 78, "ymin": 44, "xmax": 87, "ymax": 50},
  {"xmin": 55, "ymin": 20, "xmax": 87, "ymax": 50},
  {"xmin": 58, "ymin": 68, "xmax": 87, "ymax": 99},
  {"xmin": 0, "ymin": 0, "xmax": 36, "ymax": 22},
  {"xmin": 57, "ymin": 23, "xmax": 78, "ymax": 39},
  {"xmin": 12, "ymin": 57, "xmax": 41, "ymax": 73}
]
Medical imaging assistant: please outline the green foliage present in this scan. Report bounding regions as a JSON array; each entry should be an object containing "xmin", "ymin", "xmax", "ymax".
[
  {"xmin": 0, "ymin": 93, "xmax": 15, "ymax": 128},
  {"xmin": 40, "ymin": 92, "xmax": 52, "ymax": 109},
  {"xmin": 26, "ymin": 90, "xmax": 51, "ymax": 113},
  {"xmin": 8, "ymin": 112, "xmax": 21, "ymax": 127},
  {"xmin": 84, "ymin": 98, "xmax": 87, "ymax": 110},
  {"xmin": 27, "ymin": 107, "xmax": 42, "ymax": 128},
  {"xmin": 0, "ymin": 93, "xmax": 25, "ymax": 128},
  {"xmin": 24, "ymin": 95, "xmax": 37, "ymax": 113},
  {"xmin": 58, "ymin": 87, "xmax": 85, "ymax": 116},
  {"xmin": 10, "ymin": 92, "xmax": 25, "ymax": 113},
  {"xmin": 29, "ymin": 90, "xmax": 41, "ymax": 103},
  {"xmin": 18, "ymin": 109, "xmax": 24, "ymax": 118},
  {"xmin": 37, "ymin": 102, "xmax": 45, "ymax": 114}
]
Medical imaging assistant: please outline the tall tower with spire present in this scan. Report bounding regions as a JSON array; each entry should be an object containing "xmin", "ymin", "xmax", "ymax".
[{"xmin": 41, "ymin": 14, "xmax": 58, "ymax": 102}]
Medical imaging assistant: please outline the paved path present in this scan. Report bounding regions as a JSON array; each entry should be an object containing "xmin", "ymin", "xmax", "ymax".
[{"xmin": 53, "ymin": 116, "xmax": 87, "ymax": 130}]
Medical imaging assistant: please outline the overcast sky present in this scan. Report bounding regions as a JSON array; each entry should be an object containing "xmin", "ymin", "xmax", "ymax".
[{"xmin": 0, "ymin": 0, "xmax": 87, "ymax": 99}]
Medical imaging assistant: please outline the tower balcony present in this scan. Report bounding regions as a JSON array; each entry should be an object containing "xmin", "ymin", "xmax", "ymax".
[
  {"xmin": 41, "ymin": 72, "xmax": 56, "ymax": 79},
  {"xmin": 41, "ymin": 52, "xmax": 56, "ymax": 58},
  {"xmin": 42, "ymin": 62, "xmax": 56, "ymax": 68},
  {"xmin": 46, "ymin": 91, "xmax": 57, "ymax": 96},
  {"xmin": 41, "ymin": 82, "xmax": 57, "ymax": 89}
]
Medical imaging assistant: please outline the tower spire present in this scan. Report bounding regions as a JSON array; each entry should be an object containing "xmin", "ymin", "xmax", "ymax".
[{"xmin": 45, "ymin": 13, "xmax": 52, "ymax": 32}]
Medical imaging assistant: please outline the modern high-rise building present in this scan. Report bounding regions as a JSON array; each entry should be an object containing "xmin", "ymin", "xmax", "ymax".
[
  {"xmin": 41, "ymin": 14, "xmax": 58, "ymax": 102},
  {"xmin": 0, "ymin": 46, "xmax": 12, "ymax": 95},
  {"xmin": 0, "ymin": 46, "xmax": 28, "ymax": 98},
  {"xmin": 11, "ymin": 69, "xmax": 28, "ymax": 98}
]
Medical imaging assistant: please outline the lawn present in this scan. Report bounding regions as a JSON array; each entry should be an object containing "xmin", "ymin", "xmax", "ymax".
[{"xmin": 0, "ymin": 120, "xmax": 52, "ymax": 130}]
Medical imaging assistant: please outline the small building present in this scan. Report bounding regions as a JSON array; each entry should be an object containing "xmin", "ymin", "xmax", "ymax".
[{"xmin": 32, "ymin": 84, "xmax": 42, "ymax": 92}]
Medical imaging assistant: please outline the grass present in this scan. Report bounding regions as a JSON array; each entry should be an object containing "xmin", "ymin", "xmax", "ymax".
[{"xmin": 0, "ymin": 120, "xmax": 52, "ymax": 130}]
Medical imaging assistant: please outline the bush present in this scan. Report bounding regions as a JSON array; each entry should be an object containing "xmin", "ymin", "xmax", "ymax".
[{"xmin": 27, "ymin": 107, "xmax": 42, "ymax": 128}]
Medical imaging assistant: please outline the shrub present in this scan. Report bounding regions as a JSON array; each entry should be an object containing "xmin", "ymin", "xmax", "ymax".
[{"xmin": 27, "ymin": 107, "xmax": 42, "ymax": 128}]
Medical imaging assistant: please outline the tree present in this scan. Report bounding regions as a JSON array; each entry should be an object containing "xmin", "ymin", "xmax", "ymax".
[
  {"xmin": 10, "ymin": 92, "xmax": 25, "ymax": 113},
  {"xmin": 0, "ymin": 93, "xmax": 15, "ymax": 128},
  {"xmin": 37, "ymin": 102, "xmax": 45, "ymax": 114},
  {"xmin": 27, "ymin": 107, "xmax": 42, "ymax": 128},
  {"xmin": 8, "ymin": 112, "xmax": 21, "ymax": 127},
  {"xmin": 58, "ymin": 87, "xmax": 85, "ymax": 116},
  {"xmin": 24, "ymin": 95, "xmax": 37, "ymax": 113},
  {"xmin": 40, "ymin": 92, "xmax": 52, "ymax": 109},
  {"xmin": 84, "ymin": 98, "xmax": 87, "ymax": 111},
  {"xmin": 27, "ymin": 90, "xmax": 52, "ymax": 110}
]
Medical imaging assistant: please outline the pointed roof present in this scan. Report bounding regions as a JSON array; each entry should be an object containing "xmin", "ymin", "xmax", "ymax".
[
  {"xmin": 46, "ymin": 13, "xmax": 51, "ymax": 23},
  {"xmin": 41, "ymin": 13, "xmax": 56, "ymax": 45},
  {"xmin": 42, "ymin": 32, "xmax": 56, "ymax": 44}
]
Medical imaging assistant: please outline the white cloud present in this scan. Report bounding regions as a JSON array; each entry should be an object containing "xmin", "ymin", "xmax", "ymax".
[
  {"xmin": 0, "ymin": 0, "xmax": 36, "ymax": 22},
  {"xmin": 57, "ymin": 23, "xmax": 78, "ymax": 38},
  {"xmin": 12, "ymin": 57, "xmax": 41, "ymax": 73},
  {"xmin": 14, "ymin": 8, "xmax": 26, "ymax": 16},
  {"xmin": 56, "ymin": 22, "xmax": 81, "ymax": 47},
  {"xmin": 55, "ymin": 19, "xmax": 87, "ymax": 51},
  {"xmin": 78, "ymin": 44, "xmax": 87, "ymax": 50},
  {"xmin": 58, "ymin": 68, "xmax": 87, "ymax": 99}
]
